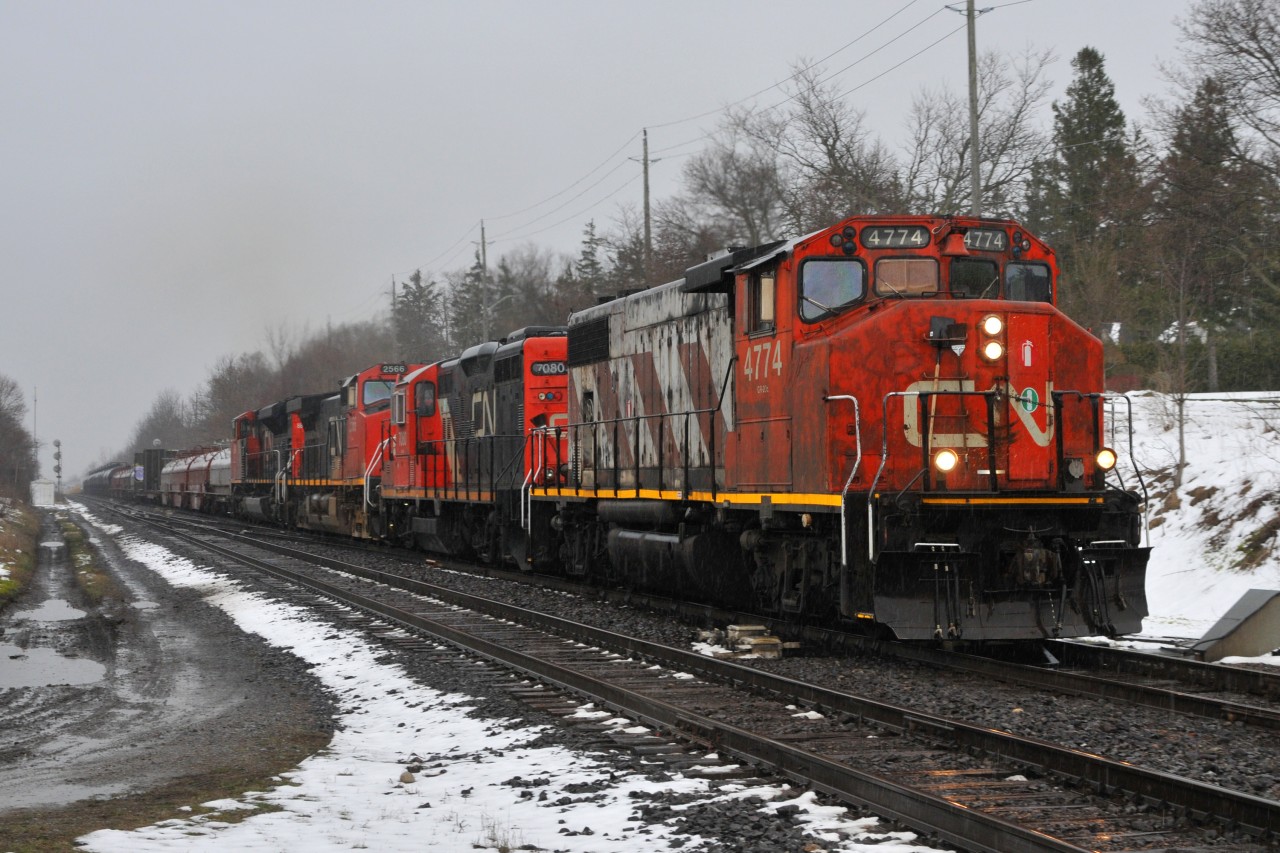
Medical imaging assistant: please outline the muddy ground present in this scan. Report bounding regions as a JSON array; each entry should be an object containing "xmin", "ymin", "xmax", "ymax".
[{"xmin": 0, "ymin": 509, "xmax": 335, "ymax": 852}]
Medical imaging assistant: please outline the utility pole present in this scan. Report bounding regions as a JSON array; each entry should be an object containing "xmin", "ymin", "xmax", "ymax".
[
  {"xmin": 643, "ymin": 129, "xmax": 652, "ymax": 286},
  {"xmin": 478, "ymin": 219, "xmax": 493, "ymax": 339},
  {"xmin": 966, "ymin": 0, "xmax": 982, "ymax": 217}
]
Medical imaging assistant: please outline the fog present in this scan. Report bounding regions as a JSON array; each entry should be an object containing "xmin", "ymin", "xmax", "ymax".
[{"xmin": 0, "ymin": 0, "xmax": 1189, "ymax": 479}]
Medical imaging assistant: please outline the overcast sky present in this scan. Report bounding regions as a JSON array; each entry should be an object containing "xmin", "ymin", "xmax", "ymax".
[{"xmin": 1, "ymin": 0, "xmax": 1193, "ymax": 479}]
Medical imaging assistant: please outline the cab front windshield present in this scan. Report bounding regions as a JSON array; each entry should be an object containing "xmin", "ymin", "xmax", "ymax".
[
  {"xmin": 1006, "ymin": 262, "xmax": 1052, "ymax": 302},
  {"xmin": 800, "ymin": 259, "xmax": 865, "ymax": 321},
  {"xmin": 363, "ymin": 380, "xmax": 395, "ymax": 408}
]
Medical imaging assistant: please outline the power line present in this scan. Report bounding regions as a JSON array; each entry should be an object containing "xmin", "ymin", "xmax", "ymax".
[
  {"xmin": 655, "ymin": 0, "xmax": 947, "ymax": 157},
  {"xmin": 489, "ymin": 156, "xmax": 635, "ymax": 241},
  {"xmin": 646, "ymin": 0, "xmax": 929, "ymax": 132},
  {"xmin": 484, "ymin": 131, "xmax": 642, "ymax": 222},
  {"xmin": 415, "ymin": 0, "xmax": 985, "ymax": 270},
  {"xmin": 491, "ymin": 172, "xmax": 644, "ymax": 246}
]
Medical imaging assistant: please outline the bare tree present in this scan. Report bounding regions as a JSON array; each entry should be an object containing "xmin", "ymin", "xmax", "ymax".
[
  {"xmin": 748, "ymin": 65, "xmax": 901, "ymax": 232},
  {"xmin": 0, "ymin": 374, "xmax": 37, "ymax": 496},
  {"xmin": 128, "ymin": 389, "xmax": 192, "ymax": 453},
  {"xmin": 0, "ymin": 375, "xmax": 25, "ymax": 426},
  {"xmin": 188, "ymin": 352, "xmax": 276, "ymax": 442},
  {"xmin": 902, "ymin": 47, "xmax": 1055, "ymax": 215},
  {"xmin": 263, "ymin": 321, "xmax": 299, "ymax": 372},
  {"xmin": 680, "ymin": 117, "xmax": 785, "ymax": 246},
  {"xmin": 1179, "ymin": 0, "xmax": 1280, "ymax": 175}
]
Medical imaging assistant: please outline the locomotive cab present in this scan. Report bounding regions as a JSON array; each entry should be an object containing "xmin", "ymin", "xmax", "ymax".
[
  {"xmin": 546, "ymin": 215, "xmax": 1148, "ymax": 643},
  {"xmin": 753, "ymin": 217, "xmax": 1149, "ymax": 640}
]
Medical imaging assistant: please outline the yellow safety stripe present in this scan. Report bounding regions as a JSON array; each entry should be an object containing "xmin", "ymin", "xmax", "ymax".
[
  {"xmin": 529, "ymin": 487, "xmax": 844, "ymax": 508},
  {"xmin": 238, "ymin": 478, "xmax": 366, "ymax": 487},
  {"xmin": 921, "ymin": 496, "xmax": 1102, "ymax": 506}
]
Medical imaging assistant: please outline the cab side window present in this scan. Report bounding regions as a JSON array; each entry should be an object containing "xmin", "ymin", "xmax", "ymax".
[
  {"xmin": 749, "ymin": 270, "xmax": 776, "ymax": 334},
  {"xmin": 415, "ymin": 381, "xmax": 437, "ymax": 417}
]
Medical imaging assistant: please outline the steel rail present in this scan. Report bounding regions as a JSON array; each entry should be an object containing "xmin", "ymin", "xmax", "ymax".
[
  {"xmin": 137, "ymin": 518, "xmax": 1085, "ymax": 853},
  {"xmin": 131, "ymin": 513, "xmax": 1279, "ymax": 843},
  {"xmin": 102, "ymin": 501, "xmax": 1280, "ymax": 729},
  {"xmin": 1046, "ymin": 639, "xmax": 1280, "ymax": 701}
]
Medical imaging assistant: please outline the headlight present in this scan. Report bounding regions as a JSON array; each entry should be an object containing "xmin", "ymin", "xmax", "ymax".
[
  {"xmin": 933, "ymin": 448, "xmax": 960, "ymax": 473},
  {"xmin": 981, "ymin": 340, "xmax": 1004, "ymax": 361},
  {"xmin": 981, "ymin": 315, "xmax": 1003, "ymax": 336},
  {"xmin": 1096, "ymin": 448, "xmax": 1118, "ymax": 471}
]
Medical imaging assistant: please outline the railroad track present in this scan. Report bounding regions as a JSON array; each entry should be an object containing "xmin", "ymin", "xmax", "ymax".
[
  {"xmin": 113, "ymin": 500, "xmax": 1280, "ymax": 728},
  {"xmin": 103, "ymin": 504, "xmax": 1278, "ymax": 852}
]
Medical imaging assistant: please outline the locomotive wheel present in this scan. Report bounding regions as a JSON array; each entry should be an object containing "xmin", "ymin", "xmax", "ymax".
[{"xmin": 469, "ymin": 511, "xmax": 500, "ymax": 565}]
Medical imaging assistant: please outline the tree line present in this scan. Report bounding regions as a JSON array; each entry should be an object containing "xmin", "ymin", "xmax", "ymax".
[
  {"xmin": 0, "ymin": 375, "xmax": 39, "ymax": 499},
  {"xmin": 109, "ymin": 0, "xmax": 1280, "ymax": 474}
]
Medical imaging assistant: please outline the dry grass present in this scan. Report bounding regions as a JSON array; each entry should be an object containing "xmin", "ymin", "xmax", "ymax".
[
  {"xmin": 1235, "ymin": 516, "xmax": 1280, "ymax": 573},
  {"xmin": 0, "ymin": 502, "xmax": 39, "ymax": 609},
  {"xmin": 60, "ymin": 517, "xmax": 122, "ymax": 604}
]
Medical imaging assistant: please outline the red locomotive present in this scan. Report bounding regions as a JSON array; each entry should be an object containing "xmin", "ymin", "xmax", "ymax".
[
  {"xmin": 380, "ymin": 327, "xmax": 569, "ymax": 565},
  {"xmin": 230, "ymin": 362, "xmax": 422, "ymax": 537},
  {"xmin": 89, "ymin": 213, "xmax": 1147, "ymax": 643},
  {"xmin": 533, "ymin": 215, "xmax": 1148, "ymax": 640}
]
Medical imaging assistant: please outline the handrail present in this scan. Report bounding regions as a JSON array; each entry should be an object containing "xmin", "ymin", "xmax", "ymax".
[
  {"xmin": 521, "ymin": 426, "xmax": 566, "ymax": 530},
  {"xmin": 1105, "ymin": 393, "xmax": 1150, "ymax": 546},
  {"xmin": 566, "ymin": 356, "xmax": 737, "ymax": 495},
  {"xmin": 364, "ymin": 438, "xmax": 391, "ymax": 510},
  {"xmin": 869, "ymin": 388, "xmax": 1131, "ymax": 562},
  {"xmin": 824, "ymin": 395, "xmax": 863, "ymax": 570}
]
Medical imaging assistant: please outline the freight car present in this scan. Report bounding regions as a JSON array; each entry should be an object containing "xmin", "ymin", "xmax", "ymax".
[
  {"xmin": 159, "ymin": 447, "xmax": 231, "ymax": 513},
  {"xmin": 81, "ymin": 463, "xmax": 123, "ymax": 498},
  {"xmin": 81, "ymin": 447, "xmax": 177, "ymax": 504}
]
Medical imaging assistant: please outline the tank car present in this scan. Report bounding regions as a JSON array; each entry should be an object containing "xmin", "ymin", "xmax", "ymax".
[
  {"xmin": 531, "ymin": 215, "xmax": 1149, "ymax": 641},
  {"xmin": 159, "ymin": 447, "xmax": 230, "ymax": 513},
  {"xmin": 82, "ymin": 463, "xmax": 126, "ymax": 498}
]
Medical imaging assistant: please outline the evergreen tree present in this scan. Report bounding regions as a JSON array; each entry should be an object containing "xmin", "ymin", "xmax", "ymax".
[
  {"xmin": 448, "ymin": 251, "xmax": 489, "ymax": 347},
  {"xmin": 1025, "ymin": 48, "xmax": 1135, "ymax": 240},
  {"xmin": 574, "ymin": 219, "xmax": 605, "ymax": 284},
  {"xmin": 1023, "ymin": 48, "xmax": 1147, "ymax": 332},
  {"xmin": 393, "ymin": 269, "xmax": 446, "ymax": 362},
  {"xmin": 493, "ymin": 244, "xmax": 560, "ymax": 334},
  {"xmin": 1153, "ymin": 77, "xmax": 1270, "ymax": 390}
]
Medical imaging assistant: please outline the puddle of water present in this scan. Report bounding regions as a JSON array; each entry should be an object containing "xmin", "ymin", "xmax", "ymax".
[
  {"xmin": 0, "ymin": 643, "xmax": 105, "ymax": 689},
  {"xmin": 132, "ymin": 600, "xmax": 159, "ymax": 610},
  {"xmin": 11, "ymin": 599, "xmax": 86, "ymax": 622}
]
